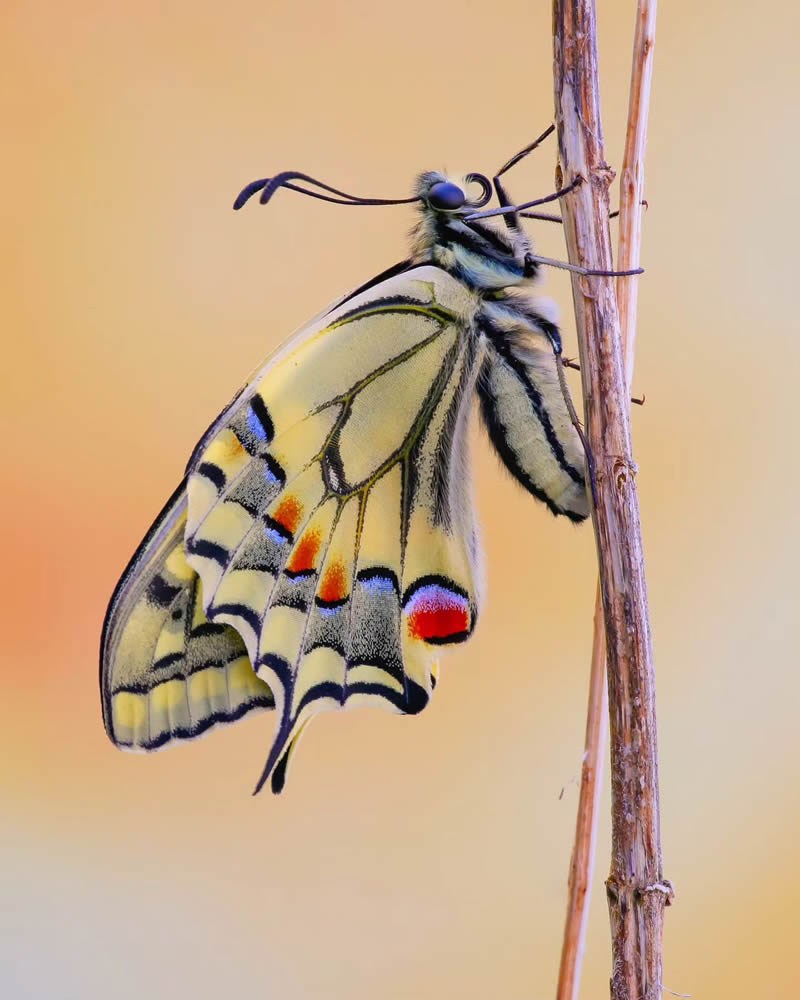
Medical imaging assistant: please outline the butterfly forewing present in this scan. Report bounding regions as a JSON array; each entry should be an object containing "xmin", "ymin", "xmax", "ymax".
[{"xmin": 100, "ymin": 486, "xmax": 275, "ymax": 753}]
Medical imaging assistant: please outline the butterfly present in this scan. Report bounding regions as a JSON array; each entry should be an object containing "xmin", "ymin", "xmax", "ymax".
[{"xmin": 100, "ymin": 134, "xmax": 595, "ymax": 794}]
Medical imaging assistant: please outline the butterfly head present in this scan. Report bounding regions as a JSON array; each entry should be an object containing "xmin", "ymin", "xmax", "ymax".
[
  {"xmin": 412, "ymin": 171, "xmax": 534, "ymax": 292},
  {"xmin": 231, "ymin": 158, "xmax": 547, "ymax": 293}
]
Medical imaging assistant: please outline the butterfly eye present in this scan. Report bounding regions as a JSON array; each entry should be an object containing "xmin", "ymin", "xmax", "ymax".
[{"xmin": 428, "ymin": 181, "xmax": 467, "ymax": 211}]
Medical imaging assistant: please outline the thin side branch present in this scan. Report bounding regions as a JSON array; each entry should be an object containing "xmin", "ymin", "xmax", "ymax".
[
  {"xmin": 618, "ymin": 0, "xmax": 658, "ymax": 382},
  {"xmin": 552, "ymin": 1, "xmax": 667, "ymax": 998},
  {"xmin": 555, "ymin": 582, "xmax": 607, "ymax": 1000}
]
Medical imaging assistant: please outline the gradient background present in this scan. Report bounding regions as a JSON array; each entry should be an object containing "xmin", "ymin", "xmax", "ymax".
[{"xmin": 3, "ymin": 1, "xmax": 798, "ymax": 997}]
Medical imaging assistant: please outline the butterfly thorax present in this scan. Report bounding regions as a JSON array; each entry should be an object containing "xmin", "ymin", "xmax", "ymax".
[
  {"xmin": 411, "ymin": 171, "xmax": 533, "ymax": 293},
  {"xmin": 408, "ymin": 172, "xmax": 560, "ymax": 355}
]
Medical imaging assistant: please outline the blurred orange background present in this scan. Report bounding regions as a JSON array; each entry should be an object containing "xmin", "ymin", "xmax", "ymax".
[{"xmin": 2, "ymin": 1, "xmax": 798, "ymax": 997}]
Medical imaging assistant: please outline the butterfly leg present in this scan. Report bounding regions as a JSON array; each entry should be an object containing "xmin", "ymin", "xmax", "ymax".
[
  {"xmin": 554, "ymin": 352, "xmax": 599, "ymax": 509},
  {"xmin": 562, "ymin": 358, "xmax": 645, "ymax": 406},
  {"xmin": 519, "ymin": 200, "xmax": 648, "ymax": 225},
  {"xmin": 492, "ymin": 125, "xmax": 559, "ymax": 233},
  {"xmin": 525, "ymin": 253, "xmax": 644, "ymax": 278},
  {"xmin": 494, "ymin": 124, "xmax": 557, "ymax": 179}
]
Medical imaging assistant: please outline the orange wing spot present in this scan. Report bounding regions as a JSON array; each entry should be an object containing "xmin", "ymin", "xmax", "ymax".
[
  {"xmin": 273, "ymin": 495, "xmax": 303, "ymax": 535},
  {"xmin": 318, "ymin": 559, "xmax": 348, "ymax": 604},
  {"xmin": 224, "ymin": 435, "xmax": 245, "ymax": 459},
  {"xmin": 286, "ymin": 529, "xmax": 321, "ymax": 574}
]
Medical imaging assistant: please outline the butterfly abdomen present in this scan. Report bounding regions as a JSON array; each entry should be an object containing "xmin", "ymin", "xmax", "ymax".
[{"xmin": 475, "ymin": 298, "xmax": 589, "ymax": 522}]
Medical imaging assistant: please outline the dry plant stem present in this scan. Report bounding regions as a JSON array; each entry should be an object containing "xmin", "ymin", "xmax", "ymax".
[
  {"xmin": 555, "ymin": 581, "xmax": 608, "ymax": 1000},
  {"xmin": 618, "ymin": 0, "xmax": 658, "ymax": 381},
  {"xmin": 555, "ymin": 3, "xmax": 661, "ymax": 999},
  {"xmin": 552, "ymin": 1, "xmax": 666, "ymax": 998}
]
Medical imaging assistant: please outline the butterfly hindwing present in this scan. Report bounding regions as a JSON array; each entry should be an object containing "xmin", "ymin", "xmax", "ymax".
[
  {"xmin": 100, "ymin": 485, "xmax": 275, "ymax": 754},
  {"xmin": 182, "ymin": 266, "xmax": 484, "ymax": 790}
]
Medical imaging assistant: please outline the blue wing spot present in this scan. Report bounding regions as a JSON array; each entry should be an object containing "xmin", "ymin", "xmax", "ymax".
[
  {"xmin": 357, "ymin": 568, "xmax": 400, "ymax": 595},
  {"xmin": 247, "ymin": 395, "xmax": 274, "ymax": 442},
  {"xmin": 317, "ymin": 603, "xmax": 344, "ymax": 618}
]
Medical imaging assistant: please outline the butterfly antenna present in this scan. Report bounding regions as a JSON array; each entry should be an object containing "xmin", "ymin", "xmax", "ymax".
[{"xmin": 233, "ymin": 171, "xmax": 420, "ymax": 211}]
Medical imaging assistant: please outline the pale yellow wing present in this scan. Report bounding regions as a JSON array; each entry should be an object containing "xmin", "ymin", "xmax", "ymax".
[
  {"xmin": 183, "ymin": 266, "xmax": 485, "ymax": 791},
  {"xmin": 100, "ymin": 484, "xmax": 274, "ymax": 752},
  {"xmin": 98, "ymin": 279, "xmax": 376, "ymax": 752}
]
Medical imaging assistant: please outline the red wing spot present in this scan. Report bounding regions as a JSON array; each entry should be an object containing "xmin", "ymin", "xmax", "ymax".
[
  {"xmin": 273, "ymin": 495, "xmax": 303, "ymax": 535},
  {"xmin": 406, "ymin": 584, "xmax": 470, "ymax": 642},
  {"xmin": 319, "ymin": 559, "xmax": 348, "ymax": 604}
]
